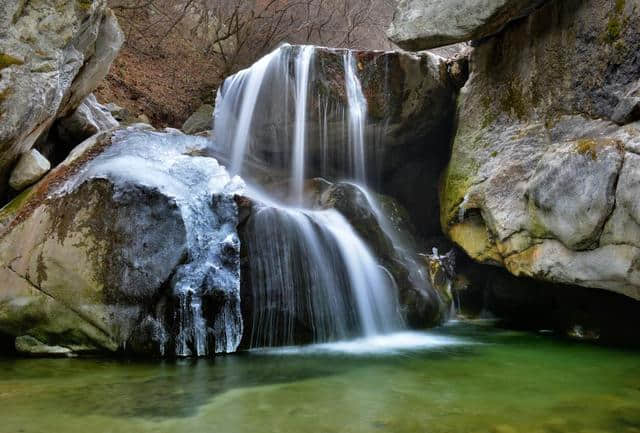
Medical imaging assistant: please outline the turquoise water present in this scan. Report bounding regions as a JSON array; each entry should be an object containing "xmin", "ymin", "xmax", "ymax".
[{"xmin": 1, "ymin": 321, "xmax": 639, "ymax": 433}]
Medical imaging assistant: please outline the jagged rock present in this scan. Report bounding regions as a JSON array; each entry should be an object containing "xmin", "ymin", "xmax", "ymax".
[
  {"xmin": 612, "ymin": 81, "xmax": 640, "ymax": 124},
  {"xmin": 9, "ymin": 149, "xmax": 51, "ymax": 191},
  {"xmin": 182, "ymin": 104, "xmax": 214, "ymax": 135},
  {"xmin": 56, "ymin": 94, "xmax": 119, "ymax": 144},
  {"xmin": 387, "ymin": 0, "xmax": 547, "ymax": 50},
  {"xmin": 440, "ymin": 1, "xmax": 640, "ymax": 300},
  {"xmin": 0, "ymin": 0, "xmax": 124, "ymax": 197},
  {"xmin": 0, "ymin": 126, "xmax": 243, "ymax": 356}
]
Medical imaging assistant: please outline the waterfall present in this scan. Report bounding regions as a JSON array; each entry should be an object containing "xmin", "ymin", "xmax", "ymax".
[
  {"xmin": 214, "ymin": 45, "xmax": 408, "ymax": 348},
  {"xmin": 344, "ymin": 51, "xmax": 368, "ymax": 183},
  {"xmin": 291, "ymin": 46, "xmax": 315, "ymax": 203},
  {"xmin": 213, "ymin": 44, "xmax": 376, "ymax": 191},
  {"xmin": 244, "ymin": 201, "xmax": 401, "ymax": 347}
]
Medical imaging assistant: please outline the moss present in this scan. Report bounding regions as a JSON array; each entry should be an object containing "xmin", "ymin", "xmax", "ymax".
[
  {"xmin": 500, "ymin": 83, "xmax": 528, "ymax": 120},
  {"xmin": 490, "ymin": 151, "xmax": 498, "ymax": 158},
  {"xmin": 576, "ymin": 139, "xmax": 599, "ymax": 160},
  {"xmin": 75, "ymin": 0, "xmax": 93, "ymax": 12},
  {"xmin": 605, "ymin": 15, "xmax": 623, "ymax": 43},
  {"xmin": 0, "ymin": 88, "xmax": 10, "ymax": 105},
  {"xmin": 603, "ymin": 1, "xmax": 629, "ymax": 45},
  {"xmin": 0, "ymin": 187, "xmax": 35, "ymax": 226},
  {"xmin": 439, "ymin": 156, "xmax": 481, "ymax": 230},
  {"xmin": 0, "ymin": 53, "xmax": 24, "ymax": 71}
]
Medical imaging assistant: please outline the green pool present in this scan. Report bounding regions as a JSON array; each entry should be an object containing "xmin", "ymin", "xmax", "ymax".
[{"xmin": 1, "ymin": 321, "xmax": 639, "ymax": 433}]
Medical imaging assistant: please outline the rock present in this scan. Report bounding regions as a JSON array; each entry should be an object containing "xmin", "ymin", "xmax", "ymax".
[
  {"xmin": 8, "ymin": 149, "xmax": 51, "ymax": 191},
  {"xmin": 136, "ymin": 114, "xmax": 151, "ymax": 125},
  {"xmin": 0, "ymin": 1, "xmax": 124, "ymax": 198},
  {"xmin": 56, "ymin": 94, "xmax": 119, "ymax": 144},
  {"xmin": 451, "ymin": 255, "xmax": 640, "ymax": 346},
  {"xmin": 612, "ymin": 81, "xmax": 640, "ymax": 125},
  {"xmin": 387, "ymin": 0, "xmax": 547, "ymax": 50},
  {"xmin": 440, "ymin": 1, "xmax": 640, "ymax": 300},
  {"xmin": 182, "ymin": 104, "xmax": 214, "ymax": 134},
  {"xmin": 318, "ymin": 182, "xmax": 449, "ymax": 327},
  {"xmin": 0, "ymin": 126, "xmax": 244, "ymax": 356},
  {"xmin": 104, "ymin": 102, "xmax": 124, "ymax": 114},
  {"xmin": 14, "ymin": 335, "xmax": 73, "ymax": 357}
]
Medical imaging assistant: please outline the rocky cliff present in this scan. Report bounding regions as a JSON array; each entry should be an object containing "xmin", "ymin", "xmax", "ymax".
[{"xmin": 389, "ymin": 0, "xmax": 640, "ymax": 301}]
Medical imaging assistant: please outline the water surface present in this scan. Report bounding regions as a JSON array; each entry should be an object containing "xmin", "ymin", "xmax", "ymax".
[{"xmin": 1, "ymin": 321, "xmax": 639, "ymax": 433}]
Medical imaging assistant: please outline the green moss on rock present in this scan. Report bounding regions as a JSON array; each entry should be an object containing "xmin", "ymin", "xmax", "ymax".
[{"xmin": 0, "ymin": 53, "xmax": 23, "ymax": 71}]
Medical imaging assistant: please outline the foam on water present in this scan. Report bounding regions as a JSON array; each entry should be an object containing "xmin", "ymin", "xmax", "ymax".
[{"xmin": 251, "ymin": 332, "xmax": 468, "ymax": 356}]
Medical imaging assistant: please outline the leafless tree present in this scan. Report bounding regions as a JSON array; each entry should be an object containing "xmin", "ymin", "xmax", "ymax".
[{"xmin": 110, "ymin": 0, "xmax": 393, "ymax": 78}]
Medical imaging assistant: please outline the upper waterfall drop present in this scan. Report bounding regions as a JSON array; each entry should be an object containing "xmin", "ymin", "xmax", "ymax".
[
  {"xmin": 344, "ymin": 50, "xmax": 368, "ymax": 184},
  {"xmin": 212, "ymin": 44, "xmax": 378, "ymax": 194}
]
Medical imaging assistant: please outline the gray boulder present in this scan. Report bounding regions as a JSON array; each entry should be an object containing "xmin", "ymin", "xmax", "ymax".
[
  {"xmin": 56, "ymin": 94, "xmax": 119, "ymax": 144},
  {"xmin": 0, "ymin": 1, "xmax": 124, "ymax": 197},
  {"xmin": 182, "ymin": 104, "xmax": 214, "ymax": 135},
  {"xmin": 8, "ymin": 149, "xmax": 51, "ymax": 191},
  {"xmin": 387, "ymin": 0, "xmax": 547, "ymax": 50},
  {"xmin": 440, "ymin": 0, "xmax": 640, "ymax": 300}
]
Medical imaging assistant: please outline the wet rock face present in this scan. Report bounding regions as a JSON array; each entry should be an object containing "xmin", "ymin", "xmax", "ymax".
[
  {"xmin": 0, "ymin": 0, "xmax": 124, "ymax": 198},
  {"xmin": 387, "ymin": 0, "xmax": 547, "ymax": 50},
  {"xmin": 0, "ymin": 127, "xmax": 243, "ymax": 356},
  {"xmin": 440, "ymin": 0, "xmax": 640, "ymax": 300}
]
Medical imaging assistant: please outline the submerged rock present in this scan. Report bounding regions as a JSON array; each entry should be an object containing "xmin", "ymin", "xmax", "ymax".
[
  {"xmin": 0, "ymin": 0, "xmax": 124, "ymax": 198},
  {"xmin": 387, "ymin": 0, "xmax": 547, "ymax": 50},
  {"xmin": 440, "ymin": 1, "xmax": 640, "ymax": 300},
  {"xmin": 0, "ymin": 126, "xmax": 243, "ymax": 356},
  {"xmin": 14, "ymin": 335, "xmax": 73, "ymax": 357},
  {"xmin": 8, "ymin": 149, "xmax": 51, "ymax": 191}
]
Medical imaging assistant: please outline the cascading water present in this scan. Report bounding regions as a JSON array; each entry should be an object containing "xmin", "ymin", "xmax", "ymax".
[
  {"xmin": 213, "ymin": 44, "xmax": 426, "ymax": 348},
  {"xmin": 344, "ymin": 50, "xmax": 368, "ymax": 183},
  {"xmin": 291, "ymin": 46, "xmax": 315, "ymax": 203}
]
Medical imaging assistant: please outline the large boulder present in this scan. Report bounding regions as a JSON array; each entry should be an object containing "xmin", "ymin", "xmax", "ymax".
[
  {"xmin": 387, "ymin": 0, "xmax": 548, "ymax": 50},
  {"xmin": 440, "ymin": 0, "xmax": 640, "ymax": 300},
  {"xmin": 0, "ymin": 126, "xmax": 244, "ymax": 356},
  {"xmin": 0, "ymin": 0, "xmax": 124, "ymax": 197}
]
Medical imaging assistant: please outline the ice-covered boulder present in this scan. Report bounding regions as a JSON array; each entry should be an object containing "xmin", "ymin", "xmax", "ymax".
[{"xmin": 0, "ymin": 126, "xmax": 244, "ymax": 356}]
